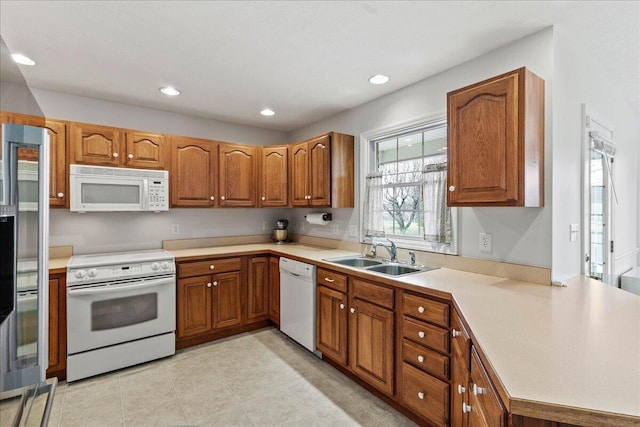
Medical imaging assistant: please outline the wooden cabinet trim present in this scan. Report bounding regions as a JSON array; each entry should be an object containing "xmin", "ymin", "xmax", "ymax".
[{"xmin": 351, "ymin": 278, "xmax": 394, "ymax": 309}]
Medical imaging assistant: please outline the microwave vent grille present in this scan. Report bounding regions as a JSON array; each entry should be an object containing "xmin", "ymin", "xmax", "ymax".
[{"xmin": 71, "ymin": 165, "xmax": 167, "ymax": 179}]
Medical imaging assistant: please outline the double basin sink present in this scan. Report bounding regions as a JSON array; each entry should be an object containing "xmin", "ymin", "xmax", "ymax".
[{"xmin": 323, "ymin": 255, "xmax": 438, "ymax": 276}]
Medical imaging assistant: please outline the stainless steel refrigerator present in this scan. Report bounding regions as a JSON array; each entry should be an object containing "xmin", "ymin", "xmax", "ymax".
[{"xmin": 0, "ymin": 123, "xmax": 49, "ymax": 393}]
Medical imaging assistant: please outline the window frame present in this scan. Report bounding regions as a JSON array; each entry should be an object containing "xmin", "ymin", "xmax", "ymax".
[{"xmin": 359, "ymin": 114, "xmax": 458, "ymax": 255}]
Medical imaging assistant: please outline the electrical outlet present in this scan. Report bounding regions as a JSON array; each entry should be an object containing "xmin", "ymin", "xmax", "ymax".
[
  {"xmin": 262, "ymin": 221, "xmax": 270, "ymax": 231},
  {"xmin": 479, "ymin": 233, "xmax": 492, "ymax": 253},
  {"xmin": 348, "ymin": 224, "xmax": 358, "ymax": 238},
  {"xmin": 171, "ymin": 224, "xmax": 180, "ymax": 235}
]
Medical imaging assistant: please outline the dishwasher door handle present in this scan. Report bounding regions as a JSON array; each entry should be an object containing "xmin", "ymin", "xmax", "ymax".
[{"xmin": 280, "ymin": 270, "xmax": 302, "ymax": 278}]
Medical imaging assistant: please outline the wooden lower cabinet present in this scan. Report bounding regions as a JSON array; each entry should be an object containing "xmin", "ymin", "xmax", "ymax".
[
  {"xmin": 177, "ymin": 275, "xmax": 213, "ymax": 338},
  {"xmin": 247, "ymin": 256, "xmax": 269, "ymax": 321},
  {"xmin": 212, "ymin": 271, "xmax": 243, "ymax": 329},
  {"xmin": 46, "ymin": 273, "xmax": 66, "ymax": 379},
  {"xmin": 402, "ymin": 363, "xmax": 449, "ymax": 426},
  {"xmin": 268, "ymin": 256, "xmax": 280, "ymax": 325},
  {"xmin": 451, "ymin": 307, "xmax": 471, "ymax": 427},
  {"xmin": 316, "ymin": 285, "xmax": 348, "ymax": 365},
  {"xmin": 468, "ymin": 346, "xmax": 506, "ymax": 427}
]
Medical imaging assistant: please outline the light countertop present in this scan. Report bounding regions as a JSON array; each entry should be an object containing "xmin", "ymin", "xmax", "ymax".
[{"xmin": 170, "ymin": 242, "xmax": 640, "ymax": 424}]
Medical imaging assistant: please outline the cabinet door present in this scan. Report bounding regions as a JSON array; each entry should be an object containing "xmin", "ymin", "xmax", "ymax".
[
  {"xmin": 219, "ymin": 144, "xmax": 257, "ymax": 207},
  {"xmin": 290, "ymin": 141, "xmax": 309, "ymax": 206},
  {"xmin": 9, "ymin": 115, "xmax": 67, "ymax": 207},
  {"xmin": 308, "ymin": 134, "xmax": 331, "ymax": 206},
  {"xmin": 451, "ymin": 309, "xmax": 471, "ymax": 427},
  {"xmin": 316, "ymin": 285, "xmax": 348, "ymax": 365},
  {"xmin": 177, "ymin": 276, "xmax": 213, "ymax": 338},
  {"xmin": 260, "ymin": 146, "xmax": 288, "ymax": 207},
  {"xmin": 125, "ymin": 131, "xmax": 167, "ymax": 169},
  {"xmin": 46, "ymin": 273, "xmax": 66, "ymax": 379},
  {"xmin": 70, "ymin": 122, "xmax": 123, "ymax": 166},
  {"xmin": 468, "ymin": 347, "xmax": 506, "ymax": 427},
  {"xmin": 247, "ymin": 257, "xmax": 269, "ymax": 321},
  {"xmin": 268, "ymin": 256, "xmax": 280, "ymax": 325},
  {"xmin": 171, "ymin": 137, "xmax": 217, "ymax": 207},
  {"xmin": 212, "ymin": 271, "xmax": 243, "ymax": 329},
  {"xmin": 349, "ymin": 298, "xmax": 394, "ymax": 396}
]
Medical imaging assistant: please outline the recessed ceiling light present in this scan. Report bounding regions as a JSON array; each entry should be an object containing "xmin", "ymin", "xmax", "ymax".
[
  {"xmin": 160, "ymin": 86, "xmax": 180, "ymax": 96},
  {"xmin": 369, "ymin": 74, "xmax": 389, "ymax": 85},
  {"xmin": 260, "ymin": 108, "xmax": 275, "ymax": 116},
  {"xmin": 11, "ymin": 53, "xmax": 35, "ymax": 66}
]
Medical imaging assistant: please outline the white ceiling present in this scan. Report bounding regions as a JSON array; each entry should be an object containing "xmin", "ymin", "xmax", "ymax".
[{"xmin": 0, "ymin": 1, "xmax": 637, "ymax": 131}]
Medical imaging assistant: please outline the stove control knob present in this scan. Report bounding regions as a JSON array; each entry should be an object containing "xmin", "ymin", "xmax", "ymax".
[
  {"xmin": 151, "ymin": 263, "xmax": 160, "ymax": 271},
  {"xmin": 88, "ymin": 269, "xmax": 98, "ymax": 277},
  {"xmin": 160, "ymin": 261, "xmax": 171, "ymax": 270},
  {"xmin": 75, "ymin": 269, "xmax": 87, "ymax": 278}
]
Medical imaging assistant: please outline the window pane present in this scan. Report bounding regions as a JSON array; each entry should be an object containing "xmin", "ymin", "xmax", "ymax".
[
  {"xmin": 398, "ymin": 133, "xmax": 423, "ymax": 161},
  {"xmin": 377, "ymin": 138, "xmax": 397, "ymax": 166},
  {"xmin": 423, "ymin": 126, "xmax": 448, "ymax": 156}
]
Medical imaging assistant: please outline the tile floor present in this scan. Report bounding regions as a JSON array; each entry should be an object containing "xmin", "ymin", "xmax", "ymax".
[{"xmin": 44, "ymin": 327, "xmax": 418, "ymax": 426}]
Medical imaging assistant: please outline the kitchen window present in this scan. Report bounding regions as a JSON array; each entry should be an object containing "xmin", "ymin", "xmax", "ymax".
[{"xmin": 362, "ymin": 118, "xmax": 457, "ymax": 254}]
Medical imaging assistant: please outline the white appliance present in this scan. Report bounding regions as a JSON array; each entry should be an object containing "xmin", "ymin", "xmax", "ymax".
[
  {"xmin": 621, "ymin": 267, "xmax": 640, "ymax": 296},
  {"xmin": 70, "ymin": 164, "xmax": 168, "ymax": 213},
  {"xmin": 279, "ymin": 257, "xmax": 320, "ymax": 356},
  {"xmin": 0, "ymin": 160, "xmax": 39, "ymax": 211},
  {"xmin": 66, "ymin": 249, "xmax": 176, "ymax": 382}
]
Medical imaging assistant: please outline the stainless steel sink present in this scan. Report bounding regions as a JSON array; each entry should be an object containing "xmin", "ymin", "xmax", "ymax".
[
  {"xmin": 323, "ymin": 256, "xmax": 437, "ymax": 276},
  {"xmin": 323, "ymin": 256, "xmax": 384, "ymax": 268}
]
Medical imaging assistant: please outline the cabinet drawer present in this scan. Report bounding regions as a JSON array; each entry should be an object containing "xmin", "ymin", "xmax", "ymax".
[
  {"xmin": 403, "ymin": 339, "xmax": 449, "ymax": 380},
  {"xmin": 352, "ymin": 279, "xmax": 394, "ymax": 309},
  {"xmin": 317, "ymin": 268, "xmax": 347, "ymax": 293},
  {"xmin": 403, "ymin": 293, "xmax": 449, "ymax": 327},
  {"xmin": 401, "ymin": 363, "xmax": 449, "ymax": 427},
  {"xmin": 403, "ymin": 317, "xmax": 449, "ymax": 354},
  {"xmin": 178, "ymin": 257, "xmax": 242, "ymax": 278}
]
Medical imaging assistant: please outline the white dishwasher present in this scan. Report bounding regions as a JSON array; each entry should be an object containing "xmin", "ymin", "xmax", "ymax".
[{"xmin": 279, "ymin": 257, "xmax": 320, "ymax": 356}]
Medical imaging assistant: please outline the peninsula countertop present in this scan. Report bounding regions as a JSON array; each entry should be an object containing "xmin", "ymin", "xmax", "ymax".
[{"xmin": 170, "ymin": 242, "xmax": 640, "ymax": 425}]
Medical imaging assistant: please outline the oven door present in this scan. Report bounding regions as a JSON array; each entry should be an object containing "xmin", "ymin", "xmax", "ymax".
[{"xmin": 67, "ymin": 275, "xmax": 175, "ymax": 354}]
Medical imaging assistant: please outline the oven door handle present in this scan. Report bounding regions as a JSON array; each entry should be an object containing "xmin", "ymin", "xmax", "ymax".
[{"xmin": 67, "ymin": 277, "xmax": 174, "ymax": 297}]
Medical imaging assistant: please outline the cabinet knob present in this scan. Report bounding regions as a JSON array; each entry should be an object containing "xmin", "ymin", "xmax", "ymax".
[
  {"xmin": 207, "ymin": 282, "xmax": 212, "ymax": 288},
  {"xmin": 213, "ymin": 281, "xmax": 218, "ymax": 286},
  {"xmin": 57, "ymin": 192, "xmax": 64, "ymax": 198},
  {"xmin": 210, "ymin": 265, "xmax": 215, "ymax": 270},
  {"xmin": 324, "ymin": 277, "xmax": 335, "ymax": 283},
  {"xmin": 458, "ymin": 384, "xmax": 466, "ymax": 394},
  {"xmin": 261, "ymin": 196, "xmax": 266, "ymax": 201},
  {"xmin": 418, "ymin": 331, "xmax": 425, "ymax": 338},
  {"xmin": 449, "ymin": 185, "xmax": 455, "ymax": 192},
  {"xmin": 350, "ymin": 308, "xmax": 356, "ymax": 314},
  {"xmin": 462, "ymin": 403, "xmax": 473, "ymax": 413},
  {"xmin": 128, "ymin": 154, "xmax": 134, "ymax": 159},
  {"xmin": 417, "ymin": 392, "xmax": 425, "ymax": 400},
  {"xmin": 221, "ymin": 196, "xmax": 226, "ymax": 200},
  {"xmin": 417, "ymin": 355, "xmax": 424, "ymax": 363},
  {"xmin": 472, "ymin": 383, "xmax": 485, "ymax": 395},
  {"xmin": 113, "ymin": 152, "xmax": 119, "ymax": 158},
  {"xmin": 306, "ymin": 195, "xmax": 311, "ymax": 200},
  {"xmin": 339, "ymin": 303, "xmax": 345, "ymax": 310},
  {"xmin": 418, "ymin": 306, "xmax": 425, "ymax": 313},
  {"xmin": 210, "ymin": 196, "xmax": 215, "ymax": 201},
  {"xmin": 452, "ymin": 329, "xmax": 461, "ymax": 338}
]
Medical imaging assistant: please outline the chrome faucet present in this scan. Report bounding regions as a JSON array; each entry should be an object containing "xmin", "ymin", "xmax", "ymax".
[{"xmin": 372, "ymin": 239, "xmax": 397, "ymax": 262}]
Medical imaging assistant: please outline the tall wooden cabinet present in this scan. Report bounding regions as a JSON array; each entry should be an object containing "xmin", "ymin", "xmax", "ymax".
[
  {"xmin": 290, "ymin": 132, "xmax": 354, "ymax": 208},
  {"xmin": 46, "ymin": 272, "xmax": 67, "ymax": 380},
  {"xmin": 171, "ymin": 137, "xmax": 218, "ymax": 207},
  {"xmin": 268, "ymin": 256, "xmax": 280, "ymax": 325},
  {"xmin": 447, "ymin": 67, "xmax": 544, "ymax": 207},
  {"xmin": 219, "ymin": 144, "xmax": 258, "ymax": 207},
  {"xmin": 259, "ymin": 146, "xmax": 288, "ymax": 207},
  {"xmin": 247, "ymin": 256, "xmax": 269, "ymax": 321}
]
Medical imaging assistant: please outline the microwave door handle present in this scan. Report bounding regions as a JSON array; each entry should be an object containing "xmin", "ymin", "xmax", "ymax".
[
  {"xmin": 67, "ymin": 277, "xmax": 173, "ymax": 297},
  {"xmin": 142, "ymin": 180, "xmax": 149, "ymax": 211}
]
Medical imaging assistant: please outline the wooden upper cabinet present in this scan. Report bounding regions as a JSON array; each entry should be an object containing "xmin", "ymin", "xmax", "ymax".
[
  {"xmin": 70, "ymin": 122, "xmax": 123, "ymax": 167},
  {"xmin": 219, "ymin": 143, "xmax": 257, "ymax": 207},
  {"xmin": 289, "ymin": 132, "xmax": 354, "ymax": 208},
  {"xmin": 447, "ymin": 67, "xmax": 544, "ymax": 207},
  {"xmin": 259, "ymin": 145, "xmax": 288, "ymax": 207},
  {"xmin": 125, "ymin": 131, "xmax": 167, "ymax": 169},
  {"xmin": 171, "ymin": 137, "xmax": 218, "ymax": 207}
]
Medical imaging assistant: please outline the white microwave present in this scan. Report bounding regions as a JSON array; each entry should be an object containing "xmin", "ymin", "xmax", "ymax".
[{"xmin": 70, "ymin": 164, "xmax": 169, "ymax": 213}]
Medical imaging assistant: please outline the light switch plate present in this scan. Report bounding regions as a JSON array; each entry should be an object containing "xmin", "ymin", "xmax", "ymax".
[{"xmin": 479, "ymin": 233, "xmax": 492, "ymax": 253}]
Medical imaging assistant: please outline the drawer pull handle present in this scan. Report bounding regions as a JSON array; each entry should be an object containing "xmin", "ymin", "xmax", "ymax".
[
  {"xmin": 221, "ymin": 196, "xmax": 226, "ymax": 200},
  {"xmin": 417, "ymin": 355, "xmax": 424, "ymax": 363},
  {"xmin": 418, "ymin": 331, "xmax": 425, "ymax": 338},
  {"xmin": 472, "ymin": 383, "xmax": 485, "ymax": 395},
  {"xmin": 210, "ymin": 265, "xmax": 215, "ymax": 270},
  {"xmin": 452, "ymin": 329, "xmax": 461, "ymax": 338},
  {"xmin": 324, "ymin": 278, "xmax": 335, "ymax": 283},
  {"xmin": 339, "ymin": 304, "xmax": 345, "ymax": 310},
  {"xmin": 418, "ymin": 306, "xmax": 425, "ymax": 313},
  {"xmin": 462, "ymin": 403, "xmax": 472, "ymax": 413},
  {"xmin": 350, "ymin": 308, "xmax": 356, "ymax": 314},
  {"xmin": 417, "ymin": 391, "xmax": 425, "ymax": 400},
  {"xmin": 458, "ymin": 384, "xmax": 466, "ymax": 394}
]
